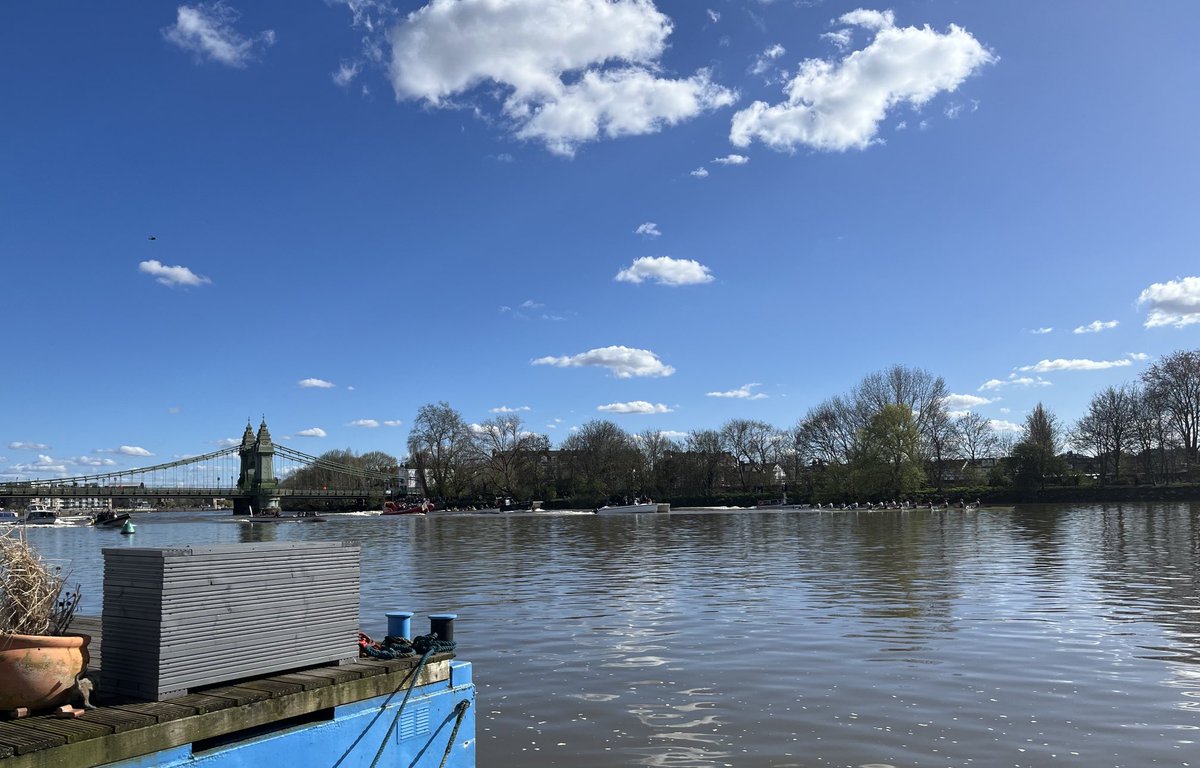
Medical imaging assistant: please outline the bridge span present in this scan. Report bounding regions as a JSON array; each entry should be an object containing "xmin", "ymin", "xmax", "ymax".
[{"xmin": 0, "ymin": 420, "xmax": 400, "ymax": 513}]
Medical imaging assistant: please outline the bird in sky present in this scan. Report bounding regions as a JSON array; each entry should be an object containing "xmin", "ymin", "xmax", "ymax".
[{"xmin": 147, "ymin": 235, "xmax": 156, "ymax": 240}]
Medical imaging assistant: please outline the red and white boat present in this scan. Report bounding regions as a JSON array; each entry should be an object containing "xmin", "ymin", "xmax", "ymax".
[{"xmin": 382, "ymin": 500, "xmax": 433, "ymax": 515}]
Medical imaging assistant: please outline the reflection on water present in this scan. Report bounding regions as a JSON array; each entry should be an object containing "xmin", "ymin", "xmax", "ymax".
[{"xmin": 21, "ymin": 503, "xmax": 1200, "ymax": 767}]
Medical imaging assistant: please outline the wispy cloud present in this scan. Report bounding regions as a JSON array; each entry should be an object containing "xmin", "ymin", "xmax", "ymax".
[
  {"xmin": 298, "ymin": 378, "xmax": 335, "ymax": 388},
  {"xmin": 1139, "ymin": 276, "xmax": 1200, "ymax": 328},
  {"xmin": 750, "ymin": 43, "xmax": 785, "ymax": 76},
  {"xmin": 163, "ymin": 2, "xmax": 276, "ymax": 68},
  {"xmin": 383, "ymin": 420, "xmax": 403, "ymax": 427},
  {"xmin": 711, "ymin": 154, "xmax": 749, "ymax": 165},
  {"xmin": 1073, "ymin": 319, "xmax": 1118, "ymax": 334},
  {"xmin": 138, "ymin": 259, "xmax": 211, "ymax": 288},
  {"xmin": 332, "ymin": 60, "xmax": 360, "ymax": 87},
  {"xmin": 615, "ymin": 256, "xmax": 714, "ymax": 286},
  {"xmin": 635, "ymin": 222, "xmax": 662, "ymax": 238},
  {"xmin": 533, "ymin": 345, "xmax": 675, "ymax": 378},
  {"xmin": 979, "ymin": 374, "xmax": 1052, "ymax": 391},
  {"xmin": 1017, "ymin": 358, "xmax": 1132, "ymax": 373},
  {"xmin": 8, "ymin": 441, "xmax": 49, "ymax": 451},
  {"xmin": 489, "ymin": 405, "xmax": 531, "ymax": 414},
  {"xmin": 348, "ymin": 419, "xmax": 379, "ymax": 428},
  {"xmin": 1031, "ymin": 327, "xmax": 1053, "ymax": 335},
  {"xmin": 706, "ymin": 383, "xmax": 767, "ymax": 400},
  {"xmin": 690, "ymin": 167, "xmax": 709, "ymax": 178},
  {"xmin": 596, "ymin": 401, "xmax": 673, "ymax": 414}
]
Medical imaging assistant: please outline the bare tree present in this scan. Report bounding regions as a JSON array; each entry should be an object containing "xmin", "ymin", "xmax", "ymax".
[
  {"xmin": 636, "ymin": 430, "xmax": 681, "ymax": 497},
  {"xmin": 472, "ymin": 414, "xmax": 549, "ymax": 499},
  {"xmin": 406, "ymin": 402, "xmax": 474, "ymax": 498},
  {"xmin": 853, "ymin": 364, "xmax": 949, "ymax": 443},
  {"xmin": 1142, "ymin": 350, "xmax": 1200, "ymax": 466},
  {"xmin": 684, "ymin": 429, "xmax": 724, "ymax": 494},
  {"xmin": 1071, "ymin": 384, "xmax": 1138, "ymax": 485},
  {"xmin": 719, "ymin": 419, "xmax": 778, "ymax": 490},
  {"xmin": 560, "ymin": 420, "xmax": 639, "ymax": 501},
  {"xmin": 956, "ymin": 412, "xmax": 1000, "ymax": 464}
]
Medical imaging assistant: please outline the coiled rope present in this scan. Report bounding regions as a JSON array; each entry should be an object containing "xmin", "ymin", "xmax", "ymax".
[{"xmin": 365, "ymin": 632, "xmax": 461, "ymax": 768}]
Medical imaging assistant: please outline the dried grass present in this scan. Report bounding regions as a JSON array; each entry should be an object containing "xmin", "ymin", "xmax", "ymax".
[{"xmin": 0, "ymin": 528, "xmax": 81, "ymax": 636}]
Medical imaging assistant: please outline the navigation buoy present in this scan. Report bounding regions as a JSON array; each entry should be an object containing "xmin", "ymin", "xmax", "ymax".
[{"xmin": 120, "ymin": 520, "xmax": 136, "ymax": 535}]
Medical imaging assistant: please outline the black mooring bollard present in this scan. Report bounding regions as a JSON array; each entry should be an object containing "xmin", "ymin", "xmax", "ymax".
[{"xmin": 429, "ymin": 613, "xmax": 457, "ymax": 643}]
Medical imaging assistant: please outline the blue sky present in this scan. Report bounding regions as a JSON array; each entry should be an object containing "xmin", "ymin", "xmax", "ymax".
[{"xmin": 3, "ymin": 0, "xmax": 1199, "ymax": 478}]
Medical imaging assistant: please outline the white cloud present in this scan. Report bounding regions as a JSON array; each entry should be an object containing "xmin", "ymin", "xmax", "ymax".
[
  {"xmin": 118, "ymin": 446, "xmax": 154, "ymax": 457},
  {"xmin": 138, "ymin": 259, "xmax": 211, "ymax": 288},
  {"xmin": 1073, "ymin": 319, "xmax": 1118, "ymax": 334},
  {"xmin": 1139, "ymin": 276, "xmax": 1200, "ymax": 328},
  {"xmin": 333, "ymin": 60, "xmax": 361, "ymax": 87},
  {"xmin": 730, "ymin": 11, "xmax": 993, "ymax": 152},
  {"xmin": 8, "ymin": 441, "xmax": 49, "ymax": 451},
  {"xmin": 383, "ymin": 420, "xmax": 404, "ymax": 427},
  {"xmin": 1017, "ymin": 358, "xmax": 1132, "ymax": 373},
  {"xmin": 75, "ymin": 456, "xmax": 118, "ymax": 467},
  {"xmin": 520, "ymin": 299, "xmax": 544, "ymax": 309},
  {"xmin": 943, "ymin": 393, "xmax": 994, "ymax": 410},
  {"xmin": 296, "ymin": 427, "xmax": 327, "ymax": 438},
  {"xmin": 387, "ymin": 0, "xmax": 736, "ymax": 156},
  {"xmin": 615, "ymin": 256, "xmax": 714, "ymax": 286},
  {"xmin": 1031, "ymin": 327, "xmax": 1053, "ymax": 335},
  {"xmin": 706, "ymin": 383, "xmax": 768, "ymax": 400},
  {"xmin": 1128, "ymin": 352, "xmax": 1149, "ymax": 361},
  {"xmin": 979, "ymin": 375, "xmax": 1052, "ymax": 391},
  {"xmin": 660, "ymin": 430, "xmax": 688, "ymax": 440},
  {"xmin": 989, "ymin": 419, "xmax": 1022, "ymax": 434},
  {"xmin": 162, "ymin": 2, "xmax": 276, "ymax": 68},
  {"xmin": 751, "ymin": 43, "xmax": 785, "ymax": 76},
  {"xmin": 533, "ymin": 345, "xmax": 675, "ymax": 378},
  {"xmin": 712, "ymin": 154, "xmax": 749, "ymax": 165},
  {"xmin": 348, "ymin": 419, "xmax": 380, "ymax": 428},
  {"xmin": 635, "ymin": 222, "xmax": 662, "ymax": 238},
  {"xmin": 490, "ymin": 405, "xmax": 531, "ymax": 413},
  {"xmin": 298, "ymin": 378, "xmax": 336, "ymax": 388},
  {"xmin": 216, "ymin": 437, "xmax": 240, "ymax": 448},
  {"xmin": 596, "ymin": 401, "xmax": 673, "ymax": 414},
  {"xmin": 690, "ymin": 167, "xmax": 709, "ymax": 178},
  {"xmin": 707, "ymin": 9, "xmax": 720, "ymax": 23}
]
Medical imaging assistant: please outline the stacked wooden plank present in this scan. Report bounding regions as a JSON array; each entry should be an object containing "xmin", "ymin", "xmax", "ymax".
[{"xmin": 100, "ymin": 542, "xmax": 360, "ymax": 701}]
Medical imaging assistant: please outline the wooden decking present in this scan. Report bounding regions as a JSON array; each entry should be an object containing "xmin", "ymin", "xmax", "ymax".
[{"xmin": 0, "ymin": 617, "xmax": 453, "ymax": 768}]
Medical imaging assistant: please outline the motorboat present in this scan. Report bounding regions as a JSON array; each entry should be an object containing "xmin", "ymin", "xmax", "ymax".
[
  {"xmin": 475, "ymin": 497, "xmax": 543, "ymax": 514},
  {"xmin": 0, "ymin": 509, "xmax": 21, "ymax": 524},
  {"xmin": 93, "ymin": 510, "xmax": 133, "ymax": 528},
  {"xmin": 382, "ymin": 500, "xmax": 433, "ymax": 515},
  {"xmin": 594, "ymin": 501, "xmax": 669, "ymax": 514}
]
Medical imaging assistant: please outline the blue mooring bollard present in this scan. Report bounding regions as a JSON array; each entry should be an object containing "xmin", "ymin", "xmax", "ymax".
[
  {"xmin": 429, "ymin": 613, "xmax": 457, "ymax": 643},
  {"xmin": 385, "ymin": 611, "xmax": 414, "ymax": 640}
]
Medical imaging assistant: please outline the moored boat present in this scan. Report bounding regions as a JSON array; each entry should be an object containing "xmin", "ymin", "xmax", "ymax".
[{"xmin": 0, "ymin": 509, "xmax": 20, "ymax": 524}]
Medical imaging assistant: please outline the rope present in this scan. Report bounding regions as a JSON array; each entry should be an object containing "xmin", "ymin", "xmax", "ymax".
[
  {"xmin": 364, "ymin": 631, "xmax": 459, "ymax": 768},
  {"xmin": 438, "ymin": 699, "xmax": 472, "ymax": 768}
]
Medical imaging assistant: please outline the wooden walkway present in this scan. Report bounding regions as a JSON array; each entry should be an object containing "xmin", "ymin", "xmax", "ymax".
[{"xmin": 0, "ymin": 618, "xmax": 453, "ymax": 768}]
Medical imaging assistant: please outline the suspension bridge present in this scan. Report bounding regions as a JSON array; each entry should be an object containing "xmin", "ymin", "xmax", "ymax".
[{"xmin": 0, "ymin": 420, "xmax": 403, "ymax": 514}]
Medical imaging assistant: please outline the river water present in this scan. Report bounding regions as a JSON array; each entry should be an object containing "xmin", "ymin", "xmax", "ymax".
[{"xmin": 20, "ymin": 503, "xmax": 1200, "ymax": 768}]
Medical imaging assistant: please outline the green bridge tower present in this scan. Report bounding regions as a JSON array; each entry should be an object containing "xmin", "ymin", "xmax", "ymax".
[{"xmin": 234, "ymin": 419, "xmax": 280, "ymax": 515}]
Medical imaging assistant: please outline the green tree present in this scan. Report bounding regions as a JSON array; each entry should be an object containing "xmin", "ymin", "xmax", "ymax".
[{"xmin": 850, "ymin": 403, "xmax": 925, "ymax": 498}]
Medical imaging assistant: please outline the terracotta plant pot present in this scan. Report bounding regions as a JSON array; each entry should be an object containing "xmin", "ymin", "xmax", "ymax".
[{"xmin": 0, "ymin": 633, "xmax": 91, "ymax": 711}]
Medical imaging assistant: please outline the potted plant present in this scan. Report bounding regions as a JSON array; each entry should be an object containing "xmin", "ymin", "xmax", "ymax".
[{"xmin": 0, "ymin": 529, "xmax": 89, "ymax": 714}]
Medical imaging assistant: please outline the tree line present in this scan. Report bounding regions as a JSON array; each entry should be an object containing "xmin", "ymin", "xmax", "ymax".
[{"xmin": 290, "ymin": 348, "xmax": 1200, "ymax": 506}]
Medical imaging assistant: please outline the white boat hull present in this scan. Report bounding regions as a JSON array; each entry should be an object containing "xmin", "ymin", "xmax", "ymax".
[{"xmin": 595, "ymin": 503, "xmax": 669, "ymax": 514}]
